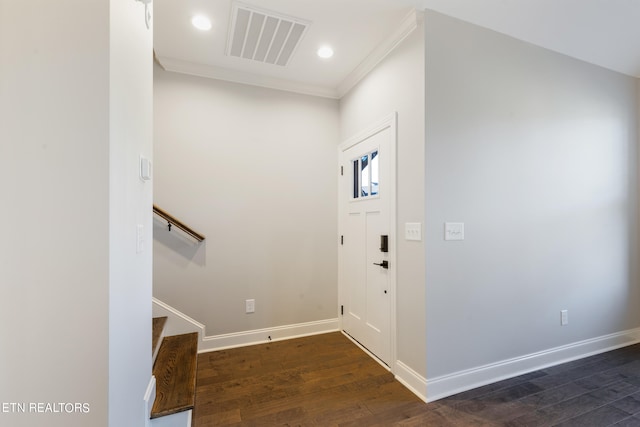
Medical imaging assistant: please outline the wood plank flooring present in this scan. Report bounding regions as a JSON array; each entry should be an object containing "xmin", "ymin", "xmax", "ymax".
[{"xmin": 193, "ymin": 332, "xmax": 640, "ymax": 426}]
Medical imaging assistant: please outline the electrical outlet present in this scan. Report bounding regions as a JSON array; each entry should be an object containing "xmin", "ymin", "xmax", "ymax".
[
  {"xmin": 561, "ymin": 310, "xmax": 568, "ymax": 326},
  {"xmin": 246, "ymin": 299, "xmax": 255, "ymax": 313}
]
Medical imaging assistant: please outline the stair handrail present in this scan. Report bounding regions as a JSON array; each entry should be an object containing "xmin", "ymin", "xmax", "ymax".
[{"xmin": 153, "ymin": 205, "xmax": 205, "ymax": 242}]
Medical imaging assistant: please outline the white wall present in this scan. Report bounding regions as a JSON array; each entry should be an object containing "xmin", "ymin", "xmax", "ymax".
[
  {"xmin": 340, "ymin": 17, "xmax": 426, "ymax": 381},
  {"xmin": 0, "ymin": 1, "xmax": 153, "ymax": 425},
  {"xmin": 153, "ymin": 66, "xmax": 340, "ymax": 338},
  {"xmin": 108, "ymin": 0, "xmax": 154, "ymax": 425},
  {"xmin": 424, "ymin": 10, "xmax": 639, "ymax": 389},
  {"xmin": 0, "ymin": 2, "xmax": 109, "ymax": 425}
]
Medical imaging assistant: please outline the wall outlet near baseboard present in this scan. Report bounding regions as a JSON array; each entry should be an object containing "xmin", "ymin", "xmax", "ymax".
[
  {"xmin": 561, "ymin": 310, "xmax": 568, "ymax": 326},
  {"xmin": 246, "ymin": 299, "xmax": 255, "ymax": 313}
]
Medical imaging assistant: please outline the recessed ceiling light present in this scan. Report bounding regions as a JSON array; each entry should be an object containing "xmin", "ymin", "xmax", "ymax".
[
  {"xmin": 317, "ymin": 46, "xmax": 334, "ymax": 59},
  {"xmin": 192, "ymin": 15, "xmax": 212, "ymax": 31}
]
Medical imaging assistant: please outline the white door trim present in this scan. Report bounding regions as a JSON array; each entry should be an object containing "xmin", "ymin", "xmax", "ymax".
[{"xmin": 338, "ymin": 112, "xmax": 397, "ymax": 372}]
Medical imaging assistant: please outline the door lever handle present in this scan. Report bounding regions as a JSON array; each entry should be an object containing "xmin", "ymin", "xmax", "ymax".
[{"xmin": 373, "ymin": 260, "xmax": 389, "ymax": 269}]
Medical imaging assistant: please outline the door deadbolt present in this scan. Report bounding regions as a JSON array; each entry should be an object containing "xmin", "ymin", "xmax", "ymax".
[
  {"xmin": 373, "ymin": 260, "xmax": 389, "ymax": 269},
  {"xmin": 380, "ymin": 235, "xmax": 388, "ymax": 252}
]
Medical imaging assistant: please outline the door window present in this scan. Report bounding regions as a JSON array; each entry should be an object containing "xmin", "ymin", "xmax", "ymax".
[{"xmin": 352, "ymin": 149, "xmax": 379, "ymax": 199}]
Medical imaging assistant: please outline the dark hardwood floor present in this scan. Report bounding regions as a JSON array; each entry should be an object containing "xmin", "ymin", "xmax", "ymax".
[{"xmin": 193, "ymin": 332, "xmax": 640, "ymax": 426}]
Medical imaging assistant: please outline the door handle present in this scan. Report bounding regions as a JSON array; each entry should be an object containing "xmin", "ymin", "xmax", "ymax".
[{"xmin": 373, "ymin": 260, "xmax": 389, "ymax": 269}]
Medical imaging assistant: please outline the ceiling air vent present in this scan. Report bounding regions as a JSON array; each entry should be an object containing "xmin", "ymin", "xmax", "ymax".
[{"xmin": 227, "ymin": 2, "xmax": 310, "ymax": 67}]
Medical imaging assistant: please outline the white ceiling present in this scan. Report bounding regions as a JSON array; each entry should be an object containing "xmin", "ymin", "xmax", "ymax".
[{"xmin": 154, "ymin": 0, "xmax": 640, "ymax": 99}]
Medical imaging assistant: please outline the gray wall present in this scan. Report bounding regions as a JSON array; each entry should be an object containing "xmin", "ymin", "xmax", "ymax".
[
  {"xmin": 340, "ymin": 21, "xmax": 427, "ymax": 379},
  {"xmin": 152, "ymin": 8, "xmax": 639, "ymax": 402},
  {"xmin": 0, "ymin": 1, "xmax": 153, "ymax": 426},
  {"xmin": 153, "ymin": 66, "xmax": 340, "ymax": 336},
  {"xmin": 424, "ymin": 10, "xmax": 640, "ymax": 380}
]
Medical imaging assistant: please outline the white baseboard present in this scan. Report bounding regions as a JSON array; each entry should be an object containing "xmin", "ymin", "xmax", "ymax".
[
  {"xmin": 395, "ymin": 360, "xmax": 428, "ymax": 403},
  {"xmin": 153, "ymin": 297, "xmax": 339, "ymax": 353},
  {"xmin": 152, "ymin": 299, "xmax": 640, "ymax": 405},
  {"xmin": 199, "ymin": 318, "xmax": 340, "ymax": 353},
  {"xmin": 425, "ymin": 327, "xmax": 640, "ymax": 402}
]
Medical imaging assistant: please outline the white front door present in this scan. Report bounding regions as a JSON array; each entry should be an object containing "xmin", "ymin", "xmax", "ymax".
[{"xmin": 339, "ymin": 114, "xmax": 396, "ymax": 367}]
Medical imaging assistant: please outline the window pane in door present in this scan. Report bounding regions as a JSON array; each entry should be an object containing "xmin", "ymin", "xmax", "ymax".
[
  {"xmin": 370, "ymin": 150, "xmax": 379, "ymax": 196},
  {"xmin": 361, "ymin": 154, "xmax": 369, "ymax": 197},
  {"xmin": 353, "ymin": 159, "xmax": 360, "ymax": 199}
]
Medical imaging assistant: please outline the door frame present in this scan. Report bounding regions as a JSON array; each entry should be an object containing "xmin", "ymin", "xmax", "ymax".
[{"xmin": 338, "ymin": 112, "xmax": 397, "ymax": 372}]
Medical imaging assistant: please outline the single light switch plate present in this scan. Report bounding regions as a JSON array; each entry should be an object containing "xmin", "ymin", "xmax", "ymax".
[
  {"xmin": 140, "ymin": 156, "xmax": 151, "ymax": 181},
  {"xmin": 405, "ymin": 223, "xmax": 422, "ymax": 241},
  {"xmin": 445, "ymin": 222, "xmax": 464, "ymax": 241}
]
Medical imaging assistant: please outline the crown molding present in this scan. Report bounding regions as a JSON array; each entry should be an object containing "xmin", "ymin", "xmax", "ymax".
[
  {"xmin": 337, "ymin": 9, "xmax": 422, "ymax": 98},
  {"xmin": 155, "ymin": 56, "xmax": 341, "ymax": 99}
]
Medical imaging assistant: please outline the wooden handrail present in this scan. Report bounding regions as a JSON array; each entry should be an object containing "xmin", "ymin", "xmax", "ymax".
[{"xmin": 153, "ymin": 205, "xmax": 205, "ymax": 242}]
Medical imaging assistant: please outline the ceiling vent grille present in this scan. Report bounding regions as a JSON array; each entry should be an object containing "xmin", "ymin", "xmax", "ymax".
[{"xmin": 227, "ymin": 2, "xmax": 310, "ymax": 67}]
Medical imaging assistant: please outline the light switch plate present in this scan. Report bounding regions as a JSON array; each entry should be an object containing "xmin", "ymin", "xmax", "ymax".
[
  {"xmin": 140, "ymin": 156, "xmax": 151, "ymax": 181},
  {"xmin": 445, "ymin": 222, "xmax": 464, "ymax": 241},
  {"xmin": 405, "ymin": 223, "xmax": 422, "ymax": 241},
  {"xmin": 561, "ymin": 310, "xmax": 568, "ymax": 326}
]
